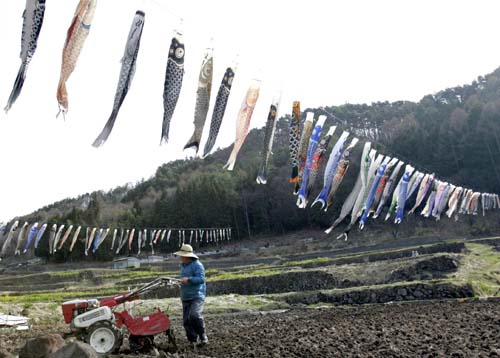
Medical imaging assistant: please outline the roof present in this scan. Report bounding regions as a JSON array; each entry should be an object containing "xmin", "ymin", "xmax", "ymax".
[{"xmin": 113, "ymin": 257, "xmax": 140, "ymax": 263}]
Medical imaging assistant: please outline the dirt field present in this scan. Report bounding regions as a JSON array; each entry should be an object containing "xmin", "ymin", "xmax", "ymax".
[
  {"xmin": 166, "ymin": 299, "xmax": 499, "ymax": 358},
  {"xmin": 2, "ymin": 299, "xmax": 498, "ymax": 357}
]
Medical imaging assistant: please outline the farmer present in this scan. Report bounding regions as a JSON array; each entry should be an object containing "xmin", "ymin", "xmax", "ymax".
[{"xmin": 174, "ymin": 244, "xmax": 208, "ymax": 347}]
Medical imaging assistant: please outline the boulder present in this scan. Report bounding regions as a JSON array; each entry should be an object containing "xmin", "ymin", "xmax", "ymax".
[
  {"xmin": 48, "ymin": 342, "xmax": 98, "ymax": 358},
  {"xmin": 414, "ymin": 290, "xmax": 424, "ymax": 298},
  {"xmin": 19, "ymin": 334, "xmax": 65, "ymax": 358},
  {"xmin": 0, "ymin": 348, "xmax": 12, "ymax": 358}
]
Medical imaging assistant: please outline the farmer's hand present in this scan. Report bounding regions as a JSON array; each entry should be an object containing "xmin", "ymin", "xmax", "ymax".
[{"xmin": 181, "ymin": 277, "xmax": 190, "ymax": 284}]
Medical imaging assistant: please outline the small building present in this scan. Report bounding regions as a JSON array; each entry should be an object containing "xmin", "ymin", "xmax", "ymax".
[
  {"xmin": 112, "ymin": 257, "xmax": 140, "ymax": 270},
  {"xmin": 144, "ymin": 256, "xmax": 165, "ymax": 264}
]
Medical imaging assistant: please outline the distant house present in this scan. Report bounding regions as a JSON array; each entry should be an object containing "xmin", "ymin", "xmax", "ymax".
[
  {"xmin": 144, "ymin": 256, "xmax": 165, "ymax": 264},
  {"xmin": 112, "ymin": 257, "xmax": 140, "ymax": 269}
]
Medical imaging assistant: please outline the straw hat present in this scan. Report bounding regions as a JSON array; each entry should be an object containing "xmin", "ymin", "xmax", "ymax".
[{"xmin": 174, "ymin": 244, "xmax": 199, "ymax": 259}]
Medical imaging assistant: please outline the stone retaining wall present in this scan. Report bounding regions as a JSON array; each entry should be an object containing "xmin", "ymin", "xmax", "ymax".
[
  {"xmin": 280, "ymin": 282, "xmax": 474, "ymax": 306},
  {"xmin": 388, "ymin": 255, "xmax": 459, "ymax": 282},
  {"xmin": 147, "ymin": 254, "xmax": 460, "ymax": 299},
  {"xmin": 148, "ymin": 270, "xmax": 342, "ymax": 299},
  {"xmin": 301, "ymin": 242, "xmax": 465, "ymax": 268}
]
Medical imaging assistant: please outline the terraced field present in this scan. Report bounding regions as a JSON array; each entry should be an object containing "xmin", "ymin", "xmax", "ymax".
[{"xmin": 0, "ymin": 236, "xmax": 499, "ymax": 357}]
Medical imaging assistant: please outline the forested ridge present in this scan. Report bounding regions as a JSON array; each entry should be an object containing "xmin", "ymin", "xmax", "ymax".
[{"xmin": 9, "ymin": 67, "xmax": 500, "ymax": 248}]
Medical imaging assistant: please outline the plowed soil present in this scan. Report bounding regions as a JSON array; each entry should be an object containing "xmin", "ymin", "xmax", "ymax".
[
  {"xmin": 2, "ymin": 299, "xmax": 499, "ymax": 357},
  {"xmin": 179, "ymin": 300, "xmax": 500, "ymax": 358}
]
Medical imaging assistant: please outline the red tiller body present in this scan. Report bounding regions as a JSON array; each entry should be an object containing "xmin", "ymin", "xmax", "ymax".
[
  {"xmin": 62, "ymin": 300, "xmax": 90, "ymax": 324},
  {"xmin": 59, "ymin": 277, "xmax": 180, "ymax": 354},
  {"xmin": 114, "ymin": 309, "xmax": 171, "ymax": 336},
  {"xmin": 99, "ymin": 293, "xmax": 138, "ymax": 308}
]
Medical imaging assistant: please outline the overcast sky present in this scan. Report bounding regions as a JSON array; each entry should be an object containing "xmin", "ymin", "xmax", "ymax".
[{"xmin": 1, "ymin": 0, "xmax": 500, "ymax": 223}]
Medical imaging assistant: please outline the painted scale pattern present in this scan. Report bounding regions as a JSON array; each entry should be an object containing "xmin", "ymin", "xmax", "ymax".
[
  {"xmin": 5, "ymin": 0, "xmax": 46, "ymax": 112},
  {"xmin": 161, "ymin": 35, "xmax": 185, "ymax": 144},
  {"xmin": 185, "ymin": 50, "xmax": 213, "ymax": 152},
  {"xmin": 289, "ymin": 101, "xmax": 302, "ymax": 183},
  {"xmin": 203, "ymin": 67, "xmax": 235, "ymax": 158}
]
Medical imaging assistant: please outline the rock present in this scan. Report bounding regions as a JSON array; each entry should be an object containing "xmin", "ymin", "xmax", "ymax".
[
  {"xmin": 19, "ymin": 334, "xmax": 65, "ymax": 358},
  {"xmin": 48, "ymin": 342, "xmax": 98, "ymax": 358},
  {"xmin": 0, "ymin": 348, "xmax": 12, "ymax": 358},
  {"xmin": 397, "ymin": 288, "xmax": 408, "ymax": 297}
]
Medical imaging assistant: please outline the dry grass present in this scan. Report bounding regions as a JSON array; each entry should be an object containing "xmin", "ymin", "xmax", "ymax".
[{"xmin": 451, "ymin": 243, "xmax": 500, "ymax": 297}]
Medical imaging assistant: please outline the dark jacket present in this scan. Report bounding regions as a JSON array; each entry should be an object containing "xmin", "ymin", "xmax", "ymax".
[{"xmin": 180, "ymin": 259, "xmax": 206, "ymax": 301}]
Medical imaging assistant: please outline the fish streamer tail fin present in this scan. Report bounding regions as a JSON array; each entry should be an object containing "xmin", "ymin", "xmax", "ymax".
[
  {"xmin": 293, "ymin": 182, "xmax": 301, "ymax": 195},
  {"xmin": 92, "ymin": 109, "xmax": 119, "ymax": 147},
  {"xmin": 324, "ymin": 225, "xmax": 334, "ymax": 235},
  {"xmin": 373, "ymin": 204, "xmax": 384, "ymax": 219},
  {"xmin": 0, "ymin": 238, "xmax": 11, "ymax": 258},
  {"xmin": 336, "ymin": 225, "xmax": 353, "ymax": 241},
  {"xmin": 160, "ymin": 115, "xmax": 171, "ymax": 145},
  {"xmin": 256, "ymin": 165, "xmax": 268, "ymax": 185},
  {"xmin": 202, "ymin": 141, "xmax": 213, "ymax": 159},
  {"xmin": 56, "ymin": 77, "xmax": 69, "ymax": 118},
  {"xmin": 336, "ymin": 232, "xmax": 348, "ymax": 241},
  {"xmin": 327, "ymin": 215, "xmax": 346, "ymax": 234},
  {"xmin": 290, "ymin": 166, "xmax": 299, "ymax": 184},
  {"xmin": 183, "ymin": 133, "xmax": 200, "ymax": 153},
  {"xmin": 224, "ymin": 145, "xmax": 239, "ymax": 171},
  {"xmin": 296, "ymin": 194, "xmax": 308, "ymax": 209},
  {"xmin": 160, "ymin": 110, "xmax": 177, "ymax": 145},
  {"xmin": 311, "ymin": 187, "xmax": 330, "ymax": 211},
  {"xmin": 4, "ymin": 62, "xmax": 29, "ymax": 113},
  {"xmin": 311, "ymin": 198, "xmax": 326, "ymax": 210},
  {"xmin": 223, "ymin": 155, "xmax": 237, "ymax": 171}
]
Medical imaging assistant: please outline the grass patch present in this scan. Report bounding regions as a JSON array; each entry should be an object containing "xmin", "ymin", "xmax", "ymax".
[
  {"xmin": 0, "ymin": 288, "xmax": 120, "ymax": 303},
  {"xmin": 284, "ymin": 257, "xmax": 331, "ymax": 267},
  {"xmin": 205, "ymin": 268, "xmax": 221, "ymax": 276},
  {"xmin": 453, "ymin": 243, "xmax": 500, "ymax": 297},
  {"xmin": 245, "ymin": 295, "xmax": 287, "ymax": 310},
  {"xmin": 99, "ymin": 273, "xmax": 127, "ymax": 279},
  {"xmin": 130, "ymin": 266, "xmax": 153, "ymax": 272},
  {"xmin": 50, "ymin": 271, "xmax": 83, "ymax": 279},
  {"xmin": 208, "ymin": 268, "xmax": 283, "ymax": 281},
  {"xmin": 111, "ymin": 270, "xmax": 177, "ymax": 282}
]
